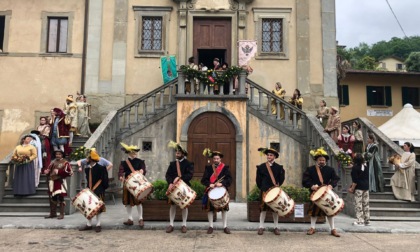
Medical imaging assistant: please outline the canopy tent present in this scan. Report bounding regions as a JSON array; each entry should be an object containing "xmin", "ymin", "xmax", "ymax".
[{"xmin": 378, "ymin": 104, "xmax": 420, "ymax": 147}]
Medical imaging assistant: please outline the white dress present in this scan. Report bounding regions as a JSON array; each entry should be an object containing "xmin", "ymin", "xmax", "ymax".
[{"xmin": 390, "ymin": 152, "xmax": 416, "ymax": 201}]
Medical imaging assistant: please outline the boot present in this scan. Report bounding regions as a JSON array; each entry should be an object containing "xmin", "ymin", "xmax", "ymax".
[
  {"xmin": 57, "ymin": 202, "xmax": 65, "ymax": 220},
  {"xmin": 45, "ymin": 201, "xmax": 57, "ymax": 219}
]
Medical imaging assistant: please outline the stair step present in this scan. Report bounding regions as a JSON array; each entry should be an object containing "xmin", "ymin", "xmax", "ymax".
[
  {"xmin": 5, "ymin": 188, "xmax": 49, "ymax": 196},
  {"xmin": 369, "ymin": 192, "xmax": 397, "ymax": 200},
  {"xmin": 0, "ymin": 203, "xmax": 50, "ymax": 212},
  {"xmin": 2, "ymin": 195, "xmax": 50, "ymax": 204},
  {"xmin": 370, "ymin": 216, "xmax": 420, "ymax": 222},
  {"xmin": 369, "ymin": 199, "xmax": 420, "ymax": 208},
  {"xmin": 0, "ymin": 212, "xmax": 50, "ymax": 217},
  {"xmin": 370, "ymin": 207, "xmax": 420, "ymax": 217}
]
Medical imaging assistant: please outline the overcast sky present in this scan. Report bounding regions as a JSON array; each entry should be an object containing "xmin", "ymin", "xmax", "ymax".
[{"xmin": 335, "ymin": 0, "xmax": 420, "ymax": 48}]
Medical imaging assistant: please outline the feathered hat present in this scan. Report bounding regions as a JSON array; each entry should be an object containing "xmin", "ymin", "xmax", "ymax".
[
  {"xmin": 203, "ymin": 148, "xmax": 223, "ymax": 158},
  {"xmin": 120, "ymin": 142, "xmax": 140, "ymax": 154},
  {"xmin": 309, "ymin": 147, "xmax": 329, "ymax": 161},
  {"xmin": 258, "ymin": 147, "xmax": 279, "ymax": 158},
  {"xmin": 88, "ymin": 149, "xmax": 100, "ymax": 162},
  {"xmin": 168, "ymin": 140, "xmax": 188, "ymax": 156}
]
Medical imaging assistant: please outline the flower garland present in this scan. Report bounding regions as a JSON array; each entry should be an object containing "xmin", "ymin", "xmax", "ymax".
[
  {"xmin": 69, "ymin": 146, "xmax": 87, "ymax": 161},
  {"xmin": 179, "ymin": 65, "xmax": 243, "ymax": 87},
  {"xmin": 335, "ymin": 151, "xmax": 353, "ymax": 166}
]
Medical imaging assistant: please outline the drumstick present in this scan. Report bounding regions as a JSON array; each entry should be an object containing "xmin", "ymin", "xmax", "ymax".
[{"xmin": 215, "ymin": 176, "xmax": 225, "ymax": 185}]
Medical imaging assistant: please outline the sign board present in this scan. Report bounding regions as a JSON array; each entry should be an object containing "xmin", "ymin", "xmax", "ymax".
[
  {"xmin": 294, "ymin": 204, "xmax": 304, "ymax": 218},
  {"xmin": 367, "ymin": 109, "xmax": 393, "ymax": 117}
]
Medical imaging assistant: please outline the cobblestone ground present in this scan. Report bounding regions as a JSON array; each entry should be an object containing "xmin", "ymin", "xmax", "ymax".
[{"xmin": 0, "ymin": 229, "xmax": 419, "ymax": 252}]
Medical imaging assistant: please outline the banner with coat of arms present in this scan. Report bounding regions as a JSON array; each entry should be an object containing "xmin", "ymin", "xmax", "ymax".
[
  {"xmin": 161, "ymin": 55, "xmax": 178, "ymax": 84},
  {"xmin": 238, "ymin": 40, "xmax": 257, "ymax": 66}
]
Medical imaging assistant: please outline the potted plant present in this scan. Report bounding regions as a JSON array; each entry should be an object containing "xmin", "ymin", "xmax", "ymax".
[
  {"xmin": 142, "ymin": 179, "xmax": 212, "ymax": 221},
  {"xmin": 247, "ymin": 185, "xmax": 325, "ymax": 223}
]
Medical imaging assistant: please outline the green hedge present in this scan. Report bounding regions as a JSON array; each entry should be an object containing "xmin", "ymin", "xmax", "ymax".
[{"xmin": 247, "ymin": 185, "xmax": 310, "ymax": 203}]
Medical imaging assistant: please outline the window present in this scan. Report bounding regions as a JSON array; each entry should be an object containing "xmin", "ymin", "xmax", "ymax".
[
  {"xmin": 47, "ymin": 17, "xmax": 68, "ymax": 53},
  {"xmin": 253, "ymin": 8, "xmax": 291, "ymax": 59},
  {"xmin": 142, "ymin": 141, "xmax": 153, "ymax": 152},
  {"xmin": 261, "ymin": 18, "xmax": 282, "ymax": 53},
  {"xmin": 339, "ymin": 85, "xmax": 349, "ymax": 106},
  {"xmin": 366, "ymin": 86, "xmax": 392, "ymax": 106},
  {"xmin": 396, "ymin": 63, "xmax": 404, "ymax": 71},
  {"xmin": 0, "ymin": 16, "xmax": 5, "ymax": 52},
  {"xmin": 270, "ymin": 142, "xmax": 280, "ymax": 152},
  {"xmin": 141, "ymin": 17, "xmax": 162, "ymax": 51},
  {"xmin": 402, "ymin": 87, "xmax": 420, "ymax": 107},
  {"xmin": 133, "ymin": 6, "xmax": 172, "ymax": 57}
]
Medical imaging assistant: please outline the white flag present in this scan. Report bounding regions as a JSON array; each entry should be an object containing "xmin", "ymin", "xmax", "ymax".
[{"xmin": 238, "ymin": 40, "xmax": 257, "ymax": 66}]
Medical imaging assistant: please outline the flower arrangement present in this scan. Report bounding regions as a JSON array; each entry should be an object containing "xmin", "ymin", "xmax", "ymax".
[
  {"xmin": 179, "ymin": 65, "xmax": 243, "ymax": 87},
  {"xmin": 11, "ymin": 155, "xmax": 31, "ymax": 165},
  {"xmin": 335, "ymin": 151, "xmax": 353, "ymax": 166},
  {"xmin": 69, "ymin": 146, "xmax": 87, "ymax": 161}
]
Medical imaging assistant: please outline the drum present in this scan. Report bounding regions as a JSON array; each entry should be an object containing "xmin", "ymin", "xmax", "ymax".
[
  {"xmin": 72, "ymin": 188, "xmax": 104, "ymax": 220},
  {"xmin": 310, "ymin": 185, "xmax": 344, "ymax": 217},
  {"xmin": 125, "ymin": 171, "xmax": 153, "ymax": 201},
  {"xmin": 263, "ymin": 187, "xmax": 295, "ymax": 217},
  {"xmin": 166, "ymin": 179, "xmax": 196, "ymax": 209},
  {"xmin": 208, "ymin": 186, "xmax": 230, "ymax": 209}
]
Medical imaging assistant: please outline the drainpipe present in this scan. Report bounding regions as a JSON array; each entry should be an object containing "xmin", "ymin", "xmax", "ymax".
[{"xmin": 81, "ymin": 0, "xmax": 90, "ymax": 94}]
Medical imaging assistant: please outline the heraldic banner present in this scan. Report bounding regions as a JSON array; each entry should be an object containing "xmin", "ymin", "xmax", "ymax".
[
  {"xmin": 238, "ymin": 40, "xmax": 257, "ymax": 67},
  {"xmin": 161, "ymin": 55, "xmax": 178, "ymax": 84}
]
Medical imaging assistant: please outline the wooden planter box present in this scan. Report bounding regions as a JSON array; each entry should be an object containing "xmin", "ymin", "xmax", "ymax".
[
  {"xmin": 247, "ymin": 201, "xmax": 325, "ymax": 223},
  {"xmin": 142, "ymin": 200, "xmax": 216, "ymax": 221}
]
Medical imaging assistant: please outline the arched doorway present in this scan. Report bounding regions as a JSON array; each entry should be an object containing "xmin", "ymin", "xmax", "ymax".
[{"xmin": 187, "ymin": 112, "xmax": 236, "ymax": 199}]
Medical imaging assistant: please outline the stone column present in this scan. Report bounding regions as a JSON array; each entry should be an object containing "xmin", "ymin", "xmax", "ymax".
[
  {"xmin": 238, "ymin": 70, "xmax": 247, "ymax": 95},
  {"xmin": 0, "ymin": 164, "xmax": 8, "ymax": 203},
  {"xmin": 177, "ymin": 71, "xmax": 186, "ymax": 94},
  {"xmin": 65, "ymin": 162, "xmax": 79, "ymax": 215}
]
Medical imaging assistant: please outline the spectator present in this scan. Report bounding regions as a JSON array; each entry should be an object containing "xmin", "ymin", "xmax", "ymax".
[
  {"xmin": 271, "ymin": 82, "xmax": 286, "ymax": 118},
  {"xmin": 37, "ymin": 116, "xmax": 52, "ymax": 171},
  {"xmin": 351, "ymin": 153, "xmax": 370, "ymax": 226},
  {"xmin": 288, "ymin": 89, "xmax": 303, "ymax": 121}
]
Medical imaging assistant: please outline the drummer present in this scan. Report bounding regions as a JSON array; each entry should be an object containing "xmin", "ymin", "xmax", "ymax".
[
  {"xmin": 201, "ymin": 149, "xmax": 233, "ymax": 234},
  {"xmin": 79, "ymin": 149, "xmax": 109, "ymax": 233},
  {"xmin": 256, "ymin": 147, "xmax": 285, "ymax": 235},
  {"xmin": 302, "ymin": 147, "xmax": 341, "ymax": 237},
  {"xmin": 165, "ymin": 141, "xmax": 194, "ymax": 233},
  {"xmin": 119, "ymin": 142, "xmax": 147, "ymax": 227}
]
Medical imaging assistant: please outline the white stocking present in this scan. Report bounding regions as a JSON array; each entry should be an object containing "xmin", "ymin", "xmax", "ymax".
[
  {"xmin": 96, "ymin": 214, "xmax": 101, "ymax": 226},
  {"xmin": 169, "ymin": 205, "xmax": 176, "ymax": 226},
  {"xmin": 272, "ymin": 212, "xmax": 279, "ymax": 229},
  {"xmin": 207, "ymin": 212, "xmax": 214, "ymax": 228},
  {"xmin": 327, "ymin": 216, "xmax": 335, "ymax": 230},
  {"xmin": 310, "ymin": 216, "xmax": 317, "ymax": 229},
  {"xmin": 259, "ymin": 211, "xmax": 267, "ymax": 228},
  {"xmin": 126, "ymin": 206, "xmax": 133, "ymax": 220},
  {"xmin": 182, "ymin": 208, "xmax": 188, "ymax": 226},
  {"xmin": 136, "ymin": 204, "xmax": 143, "ymax": 220},
  {"xmin": 222, "ymin": 211, "xmax": 228, "ymax": 228},
  {"xmin": 86, "ymin": 218, "xmax": 92, "ymax": 227},
  {"xmin": 69, "ymin": 132, "xmax": 74, "ymax": 144}
]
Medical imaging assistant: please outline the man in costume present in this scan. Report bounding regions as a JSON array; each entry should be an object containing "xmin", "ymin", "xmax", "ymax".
[
  {"xmin": 256, "ymin": 147, "xmax": 285, "ymax": 235},
  {"xmin": 49, "ymin": 108, "xmax": 70, "ymax": 152},
  {"xmin": 165, "ymin": 141, "xmax": 194, "ymax": 233},
  {"xmin": 302, "ymin": 147, "xmax": 341, "ymax": 237},
  {"xmin": 63, "ymin": 95, "xmax": 78, "ymax": 146},
  {"xmin": 77, "ymin": 150, "xmax": 113, "ymax": 190},
  {"xmin": 118, "ymin": 142, "xmax": 146, "ymax": 227},
  {"xmin": 324, "ymin": 106, "xmax": 341, "ymax": 143},
  {"xmin": 201, "ymin": 149, "xmax": 232, "ymax": 234},
  {"xmin": 44, "ymin": 150, "xmax": 73, "ymax": 219},
  {"xmin": 79, "ymin": 149, "xmax": 109, "ymax": 232}
]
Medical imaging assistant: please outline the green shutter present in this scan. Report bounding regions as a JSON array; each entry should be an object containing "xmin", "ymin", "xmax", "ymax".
[
  {"xmin": 366, "ymin": 86, "xmax": 374, "ymax": 106},
  {"xmin": 342, "ymin": 85, "xmax": 349, "ymax": 105},
  {"xmin": 385, "ymin": 86, "xmax": 392, "ymax": 106},
  {"xmin": 401, "ymin": 87, "xmax": 409, "ymax": 106}
]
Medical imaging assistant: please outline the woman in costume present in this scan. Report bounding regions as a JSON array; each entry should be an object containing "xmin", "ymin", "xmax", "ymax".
[
  {"xmin": 337, "ymin": 124, "xmax": 355, "ymax": 155},
  {"xmin": 365, "ymin": 133, "xmax": 385, "ymax": 192},
  {"xmin": 288, "ymin": 89, "xmax": 303, "ymax": 121},
  {"xmin": 390, "ymin": 142, "xmax": 416, "ymax": 201},
  {"xmin": 352, "ymin": 121, "xmax": 364, "ymax": 155},
  {"xmin": 12, "ymin": 135, "xmax": 37, "ymax": 196},
  {"xmin": 76, "ymin": 94, "xmax": 92, "ymax": 137},
  {"xmin": 316, "ymin": 100, "xmax": 329, "ymax": 128},
  {"xmin": 271, "ymin": 82, "xmax": 286, "ymax": 119}
]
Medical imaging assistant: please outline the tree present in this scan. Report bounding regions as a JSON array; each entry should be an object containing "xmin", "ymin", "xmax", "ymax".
[
  {"xmin": 357, "ymin": 56, "xmax": 376, "ymax": 70},
  {"xmin": 405, "ymin": 52, "xmax": 420, "ymax": 72}
]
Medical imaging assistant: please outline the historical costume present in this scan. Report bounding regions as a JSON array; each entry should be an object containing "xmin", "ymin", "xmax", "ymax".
[
  {"xmin": 288, "ymin": 89, "xmax": 303, "ymax": 121},
  {"xmin": 78, "ymin": 153, "xmax": 112, "ymax": 190},
  {"xmin": 12, "ymin": 135, "xmax": 37, "ymax": 196},
  {"xmin": 352, "ymin": 121, "xmax": 364, "ymax": 155},
  {"xmin": 337, "ymin": 125, "xmax": 355, "ymax": 155},
  {"xmin": 324, "ymin": 106, "xmax": 341, "ymax": 143},
  {"xmin": 79, "ymin": 150, "xmax": 109, "ymax": 232},
  {"xmin": 118, "ymin": 142, "xmax": 146, "ymax": 227},
  {"xmin": 256, "ymin": 148, "xmax": 285, "ymax": 235},
  {"xmin": 185, "ymin": 57, "xmax": 199, "ymax": 94},
  {"xmin": 271, "ymin": 82, "xmax": 286, "ymax": 119},
  {"xmin": 201, "ymin": 149, "xmax": 233, "ymax": 234},
  {"xmin": 76, "ymin": 95, "xmax": 92, "ymax": 137},
  {"xmin": 64, "ymin": 95, "xmax": 78, "ymax": 146},
  {"xmin": 365, "ymin": 134, "xmax": 385, "ymax": 192},
  {"xmin": 29, "ymin": 131, "xmax": 43, "ymax": 187},
  {"xmin": 351, "ymin": 154, "xmax": 370, "ymax": 226},
  {"xmin": 37, "ymin": 116, "xmax": 52, "ymax": 171},
  {"xmin": 302, "ymin": 147, "xmax": 341, "ymax": 237},
  {"xmin": 316, "ymin": 100, "xmax": 330, "ymax": 128},
  {"xmin": 391, "ymin": 142, "xmax": 416, "ymax": 201},
  {"xmin": 44, "ymin": 150, "xmax": 72, "ymax": 219},
  {"xmin": 49, "ymin": 108, "xmax": 70, "ymax": 152},
  {"xmin": 165, "ymin": 141, "xmax": 194, "ymax": 233}
]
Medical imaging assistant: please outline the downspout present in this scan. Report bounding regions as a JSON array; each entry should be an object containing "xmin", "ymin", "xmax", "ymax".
[{"xmin": 81, "ymin": 0, "xmax": 90, "ymax": 94}]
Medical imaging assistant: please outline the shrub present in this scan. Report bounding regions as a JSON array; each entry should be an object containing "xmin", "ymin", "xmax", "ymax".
[
  {"xmin": 190, "ymin": 179, "xmax": 206, "ymax": 200},
  {"xmin": 247, "ymin": 185, "xmax": 310, "ymax": 203},
  {"xmin": 247, "ymin": 185, "xmax": 261, "ymax": 201},
  {"xmin": 151, "ymin": 179, "xmax": 168, "ymax": 200}
]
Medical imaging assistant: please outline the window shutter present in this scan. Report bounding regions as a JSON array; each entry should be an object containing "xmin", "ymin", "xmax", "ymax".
[
  {"xmin": 385, "ymin": 86, "xmax": 392, "ymax": 106},
  {"xmin": 401, "ymin": 87, "xmax": 409, "ymax": 106},
  {"xmin": 342, "ymin": 85, "xmax": 349, "ymax": 105},
  {"xmin": 366, "ymin": 86, "xmax": 374, "ymax": 106}
]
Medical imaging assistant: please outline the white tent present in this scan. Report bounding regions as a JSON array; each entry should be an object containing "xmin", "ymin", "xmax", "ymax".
[{"xmin": 378, "ymin": 104, "xmax": 420, "ymax": 147}]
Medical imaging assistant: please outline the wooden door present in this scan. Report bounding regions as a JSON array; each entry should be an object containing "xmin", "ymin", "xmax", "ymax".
[
  {"xmin": 193, "ymin": 18, "xmax": 231, "ymax": 66},
  {"xmin": 188, "ymin": 112, "xmax": 236, "ymax": 199}
]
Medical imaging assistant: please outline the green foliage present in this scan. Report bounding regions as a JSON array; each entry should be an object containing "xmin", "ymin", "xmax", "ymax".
[
  {"xmin": 247, "ymin": 185, "xmax": 311, "ymax": 203},
  {"xmin": 335, "ymin": 152, "xmax": 353, "ymax": 166},
  {"xmin": 190, "ymin": 179, "xmax": 206, "ymax": 200},
  {"xmin": 405, "ymin": 52, "xmax": 420, "ymax": 72},
  {"xmin": 179, "ymin": 65, "xmax": 243, "ymax": 87},
  {"xmin": 151, "ymin": 179, "xmax": 168, "ymax": 200},
  {"xmin": 69, "ymin": 146, "xmax": 87, "ymax": 161},
  {"xmin": 357, "ymin": 56, "xmax": 376, "ymax": 70}
]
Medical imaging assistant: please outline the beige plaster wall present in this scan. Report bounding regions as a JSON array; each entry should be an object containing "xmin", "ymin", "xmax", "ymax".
[
  {"xmin": 340, "ymin": 74, "xmax": 420, "ymax": 127},
  {"xmin": 247, "ymin": 113, "xmax": 304, "ymax": 192},
  {"xmin": 377, "ymin": 58, "xmax": 405, "ymax": 72},
  {"xmin": 99, "ymin": 0, "xmax": 115, "ymax": 81}
]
